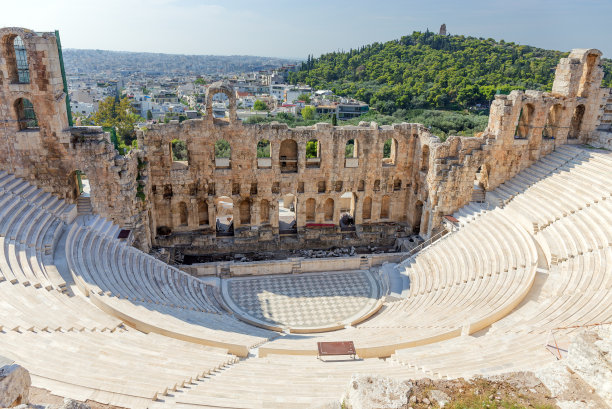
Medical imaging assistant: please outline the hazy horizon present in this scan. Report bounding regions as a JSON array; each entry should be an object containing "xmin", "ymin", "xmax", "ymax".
[{"xmin": 1, "ymin": 0, "xmax": 610, "ymax": 59}]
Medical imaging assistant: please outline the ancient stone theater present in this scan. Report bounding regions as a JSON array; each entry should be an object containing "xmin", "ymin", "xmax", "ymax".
[{"xmin": 0, "ymin": 27, "xmax": 611, "ymax": 408}]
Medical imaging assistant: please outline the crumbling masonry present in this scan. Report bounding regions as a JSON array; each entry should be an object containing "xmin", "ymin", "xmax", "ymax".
[{"xmin": 0, "ymin": 27, "xmax": 610, "ymax": 254}]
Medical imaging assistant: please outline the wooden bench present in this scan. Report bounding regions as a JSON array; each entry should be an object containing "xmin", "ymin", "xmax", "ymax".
[{"xmin": 317, "ymin": 341, "xmax": 356, "ymax": 360}]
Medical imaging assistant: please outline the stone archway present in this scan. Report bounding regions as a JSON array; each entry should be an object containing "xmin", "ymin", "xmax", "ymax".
[{"xmin": 205, "ymin": 81, "xmax": 237, "ymax": 123}]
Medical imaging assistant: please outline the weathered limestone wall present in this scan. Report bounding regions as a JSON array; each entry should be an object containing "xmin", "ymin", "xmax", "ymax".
[
  {"xmin": 140, "ymin": 119, "xmax": 426, "ymax": 252},
  {"xmin": 0, "ymin": 26, "xmax": 607, "ymax": 254}
]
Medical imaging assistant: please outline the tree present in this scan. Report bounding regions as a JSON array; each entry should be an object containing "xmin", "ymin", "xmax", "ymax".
[
  {"xmin": 194, "ymin": 77, "xmax": 206, "ymax": 85},
  {"xmin": 331, "ymin": 113, "xmax": 337, "ymax": 126},
  {"xmin": 92, "ymin": 96, "xmax": 143, "ymax": 148},
  {"xmin": 253, "ymin": 100, "xmax": 268, "ymax": 111},
  {"xmin": 297, "ymin": 93, "xmax": 311, "ymax": 103},
  {"xmin": 146, "ymin": 110, "xmax": 153, "ymax": 120},
  {"xmin": 171, "ymin": 139, "xmax": 188, "ymax": 161},
  {"xmin": 301, "ymin": 105, "xmax": 315, "ymax": 120},
  {"xmin": 306, "ymin": 140, "xmax": 318, "ymax": 158}
]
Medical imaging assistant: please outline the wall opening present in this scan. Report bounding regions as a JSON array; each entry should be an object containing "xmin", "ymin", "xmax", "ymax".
[
  {"xmin": 569, "ymin": 104, "xmax": 585, "ymax": 139},
  {"xmin": 5, "ymin": 35, "xmax": 30, "ymax": 84},
  {"xmin": 215, "ymin": 196, "xmax": 234, "ymax": 236},
  {"xmin": 578, "ymin": 53, "xmax": 599, "ymax": 98},
  {"xmin": 380, "ymin": 195, "xmax": 391, "ymax": 219},
  {"xmin": 279, "ymin": 139, "xmax": 298, "ymax": 173},
  {"xmin": 345, "ymin": 139, "xmax": 358, "ymax": 168},
  {"xmin": 211, "ymin": 92, "xmax": 229, "ymax": 119},
  {"xmin": 260, "ymin": 199, "xmax": 270, "ymax": 224},
  {"xmin": 515, "ymin": 103, "xmax": 535, "ymax": 139},
  {"xmin": 393, "ymin": 179, "xmax": 402, "ymax": 191},
  {"xmin": 75, "ymin": 170, "xmax": 90, "ymax": 198},
  {"xmin": 239, "ymin": 199, "xmax": 251, "ymax": 225},
  {"xmin": 382, "ymin": 138, "xmax": 397, "ymax": 166},
  {"xmin": 279, "ymin": 194, "xmax": 297, "ymax": 234},
  {"xmin": 413, "ymin": 200, "xmax": 423, "ymax": 234},
  {"xmin": 257, "ymin": 139, "xmax": 271, "ymax": 168},
  {"xmin": 358, "ymin": 180, "xmax": 365, "ymax": 192},
  {"xmin": 171, "ymin": 139, "xmax": 188, "ymax": 164},
  {"xmin": 215, "ymin": 139, "xmax": 231, "ymax": 168},
  {"xmin": 178, "ymin": 202, "xmax": 188, "ymax": 227},
  {"xmin": 543, "ymin": 104, "xmax": 563, "ymax": 139},
  {"xmin": 305, "ymin": 198, "xmax": 316, "ymax": 222},
  {"xmin": 306, "ymin": 139, "xmax": 320, "ymax": 168},
  {"xmin": 14, "ymin": 98, "xmax": 38, "ymax": 130},
  {"xmin": 362, "ymin": 196, "xmax": 372, "ymax": 221},
  {"xmin": 198, "ymin": 200, "xmax": 209, "ymax": 226},
  {"xmin": 339, "ymin": 192, "xmax": 356, "ymax": 231},
  {"xmin": 318, "ymin": 181, "xmax": 326, "ymax": 193},
  {"xmin": 324, "ymin": 198, "xmax": 334, "ymax": 222},
  {"xmin": 421, "ymin": 145, "xmax": 429, "ymax": 172}
]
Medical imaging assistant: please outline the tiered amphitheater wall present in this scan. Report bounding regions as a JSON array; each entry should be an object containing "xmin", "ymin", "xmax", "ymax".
[{"xmin": 0, "ymin": 28, "xmax": 607, "ymax": 253}]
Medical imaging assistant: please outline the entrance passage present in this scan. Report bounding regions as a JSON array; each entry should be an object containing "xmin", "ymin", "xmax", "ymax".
[
  {"xmin": 215, "ymin": 196, "xmax": 234, "ymax": 237},
  {"xmin": 278, "ymin": 194, "xmax": 297, "ymax": 234}
]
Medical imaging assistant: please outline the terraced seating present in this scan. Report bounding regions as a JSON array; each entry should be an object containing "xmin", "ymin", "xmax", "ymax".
[
  {"xmin": 0, "ymin": 329, "xmax": 238, "ymax": 409},
  {"xmin": 67, "ymin": 222, "xmax": 274, "ymax": 357},
  {"xmin": 165, "ymin": 354, "xmax": 428, "ymax": 409}
]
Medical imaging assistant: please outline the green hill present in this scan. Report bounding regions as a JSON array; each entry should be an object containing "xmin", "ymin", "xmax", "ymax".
[{"xmin": 289, "ymin": 31, "xmax": 612, "ymax": 114}]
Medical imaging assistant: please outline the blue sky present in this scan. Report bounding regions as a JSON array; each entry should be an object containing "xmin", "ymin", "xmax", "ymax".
[{"xmin": 1, "ymin": 0, "xmax": 611, "ymax": 59}]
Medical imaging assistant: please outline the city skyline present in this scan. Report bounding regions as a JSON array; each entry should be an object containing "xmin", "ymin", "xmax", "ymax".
[{"xmin": 1, "ymin": 0, "xmax": 611, "ymax": 60}]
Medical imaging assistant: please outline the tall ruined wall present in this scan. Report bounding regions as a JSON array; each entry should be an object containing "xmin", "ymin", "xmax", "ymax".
[
  {"xmin": 140, "ymin": 119, "xmax": 431, "ymax": 252},
  {"xmin": 0, "ymin": 29, "xmax": 149, "ymax": 249},
  {"xmin": 0, "ymin": 28, "xmax": 74, "ymax": 198},
  {"xmin": 0, "ymin": 26, "xmax": 607, "ymax": 254}
]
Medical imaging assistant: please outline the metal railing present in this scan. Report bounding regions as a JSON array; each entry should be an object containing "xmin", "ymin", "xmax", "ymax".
[{"xmin": 545, "ymin": 321, "xmax": 612, "ymax": 360}]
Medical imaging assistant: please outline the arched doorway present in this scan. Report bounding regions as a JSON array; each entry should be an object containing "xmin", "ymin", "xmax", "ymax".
[
  {"xmin": 215, "ymin": 196, "xmax": 234, "ymax": 236},
  {"xmin": 278, "ymin": 194, "xmax": 297, "ymax": 234},
  {"xmin": 413, "ymin": 200, "xmax": 423, "ymax": 234},
  {"xmin": 339, "ymin": 192, "xmax": 356, "ymax": 231}
]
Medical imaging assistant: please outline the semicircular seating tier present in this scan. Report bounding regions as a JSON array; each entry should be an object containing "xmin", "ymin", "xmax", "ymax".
[{"xmin": 0, "ymin": 145, "xmax": 611, "ymax": 408}]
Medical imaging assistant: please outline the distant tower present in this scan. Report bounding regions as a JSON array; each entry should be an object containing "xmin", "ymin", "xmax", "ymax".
[{"xmin": 439, "ymin": 24, "xmax": 447, "ymax": 36}]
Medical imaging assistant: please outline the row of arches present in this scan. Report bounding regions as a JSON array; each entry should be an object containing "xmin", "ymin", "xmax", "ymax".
[
  {"xmin": 515, "ymin": 103, "xmax": 584, "ymax": 140},
  {"xmin": 202, "ymin": 137, "xmax": 400, "ymax": 169},
  {"xmin": 168, "ymin": 193, "xmax": 395, "ymax": 235}
]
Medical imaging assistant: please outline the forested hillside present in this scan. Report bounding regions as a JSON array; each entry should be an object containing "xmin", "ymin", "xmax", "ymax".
[{"xmin": 289, "ymin": 31, "xmax": 612, "ymax": 114}]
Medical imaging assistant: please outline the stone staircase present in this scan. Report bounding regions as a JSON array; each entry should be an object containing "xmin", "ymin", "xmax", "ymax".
[{"xmin": 76, "ymin": 196, "xmax": 92, "ymax": 215}]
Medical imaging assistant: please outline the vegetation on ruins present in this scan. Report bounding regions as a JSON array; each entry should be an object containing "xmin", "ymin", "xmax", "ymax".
[
  {"xmin": 289, "ymin": 31, "xmax": 612, "ymax": 114},
  {"xmin": 92, "ymin": 96, "xmax": 143, "ymax": 152}
]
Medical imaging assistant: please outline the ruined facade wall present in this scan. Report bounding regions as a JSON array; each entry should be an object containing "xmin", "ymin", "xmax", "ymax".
[
  {"xmin": 0, "ymin": 27, "xmax": 607, "ymax": 254},
  {"xmin": 141, "ymin": 120, "xmax": 428, "ymax": 251},
  {"xmin": 0, "ymin": 28, "xmax": 74, "ymax": 199}
]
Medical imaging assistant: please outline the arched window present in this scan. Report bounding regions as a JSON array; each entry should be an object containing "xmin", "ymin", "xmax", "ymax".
[
  {"xmin": 380, "ymin": 195, "xmax": 391, "ymax": 219},
  {"xmin": 14, "ymin": 98, "xmax": 37, "ymax": 130},
  {"xmin": 306, "ymin": 139, "xmax": 320, "ymax": 168},
  {"xmin": 324, "ymin": 198, "xmax": 334, "ymax": 221},
  {"xmin": 305, "ymin": 198, "xmax": 316, "ymax": 222},
  {"xmin": 420, "ymin": 145, "xmax": 429, "ymax": 172},
  {"xmin": 362, "ymin": 197, "xmax": 372, "ymax": 220},
  {"xmin": 543, "ymin": 104, "xmax": 563, "ymax": 139},
  {"xmin": 178, "ymin": 202, "xmax": 188, "ymax": 226},
  {"xmin": 515, "ymin": 103, "xmax": 535, "ymax": 139},
  {"xmin": 198, "ymin": 201, "xmax": 209, "ymax": 226},
  {"xmin": 260, "ymin": 199, "xmax": 270, "ymax": 224},
  {"xmin": 215, "ymin": 139, "xmax": 231, "ymax": 168},
  {"xmin": 279, "ymin": 139, "xmax": 298, "ymax": 173},
  {"xmin": 382, "ymin": 138, "xmax": 397, "ymax": 166},
  {"xmin": 569, "ymin": 104, "xmax": 585, "ymax": 139},
  {"xmin": 240, "ymin": 199, "xmax": 251, "ymax": 225},
  {"xmin": 5, "ymin": 35, "xmax": 30, "ymax": 84}
]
